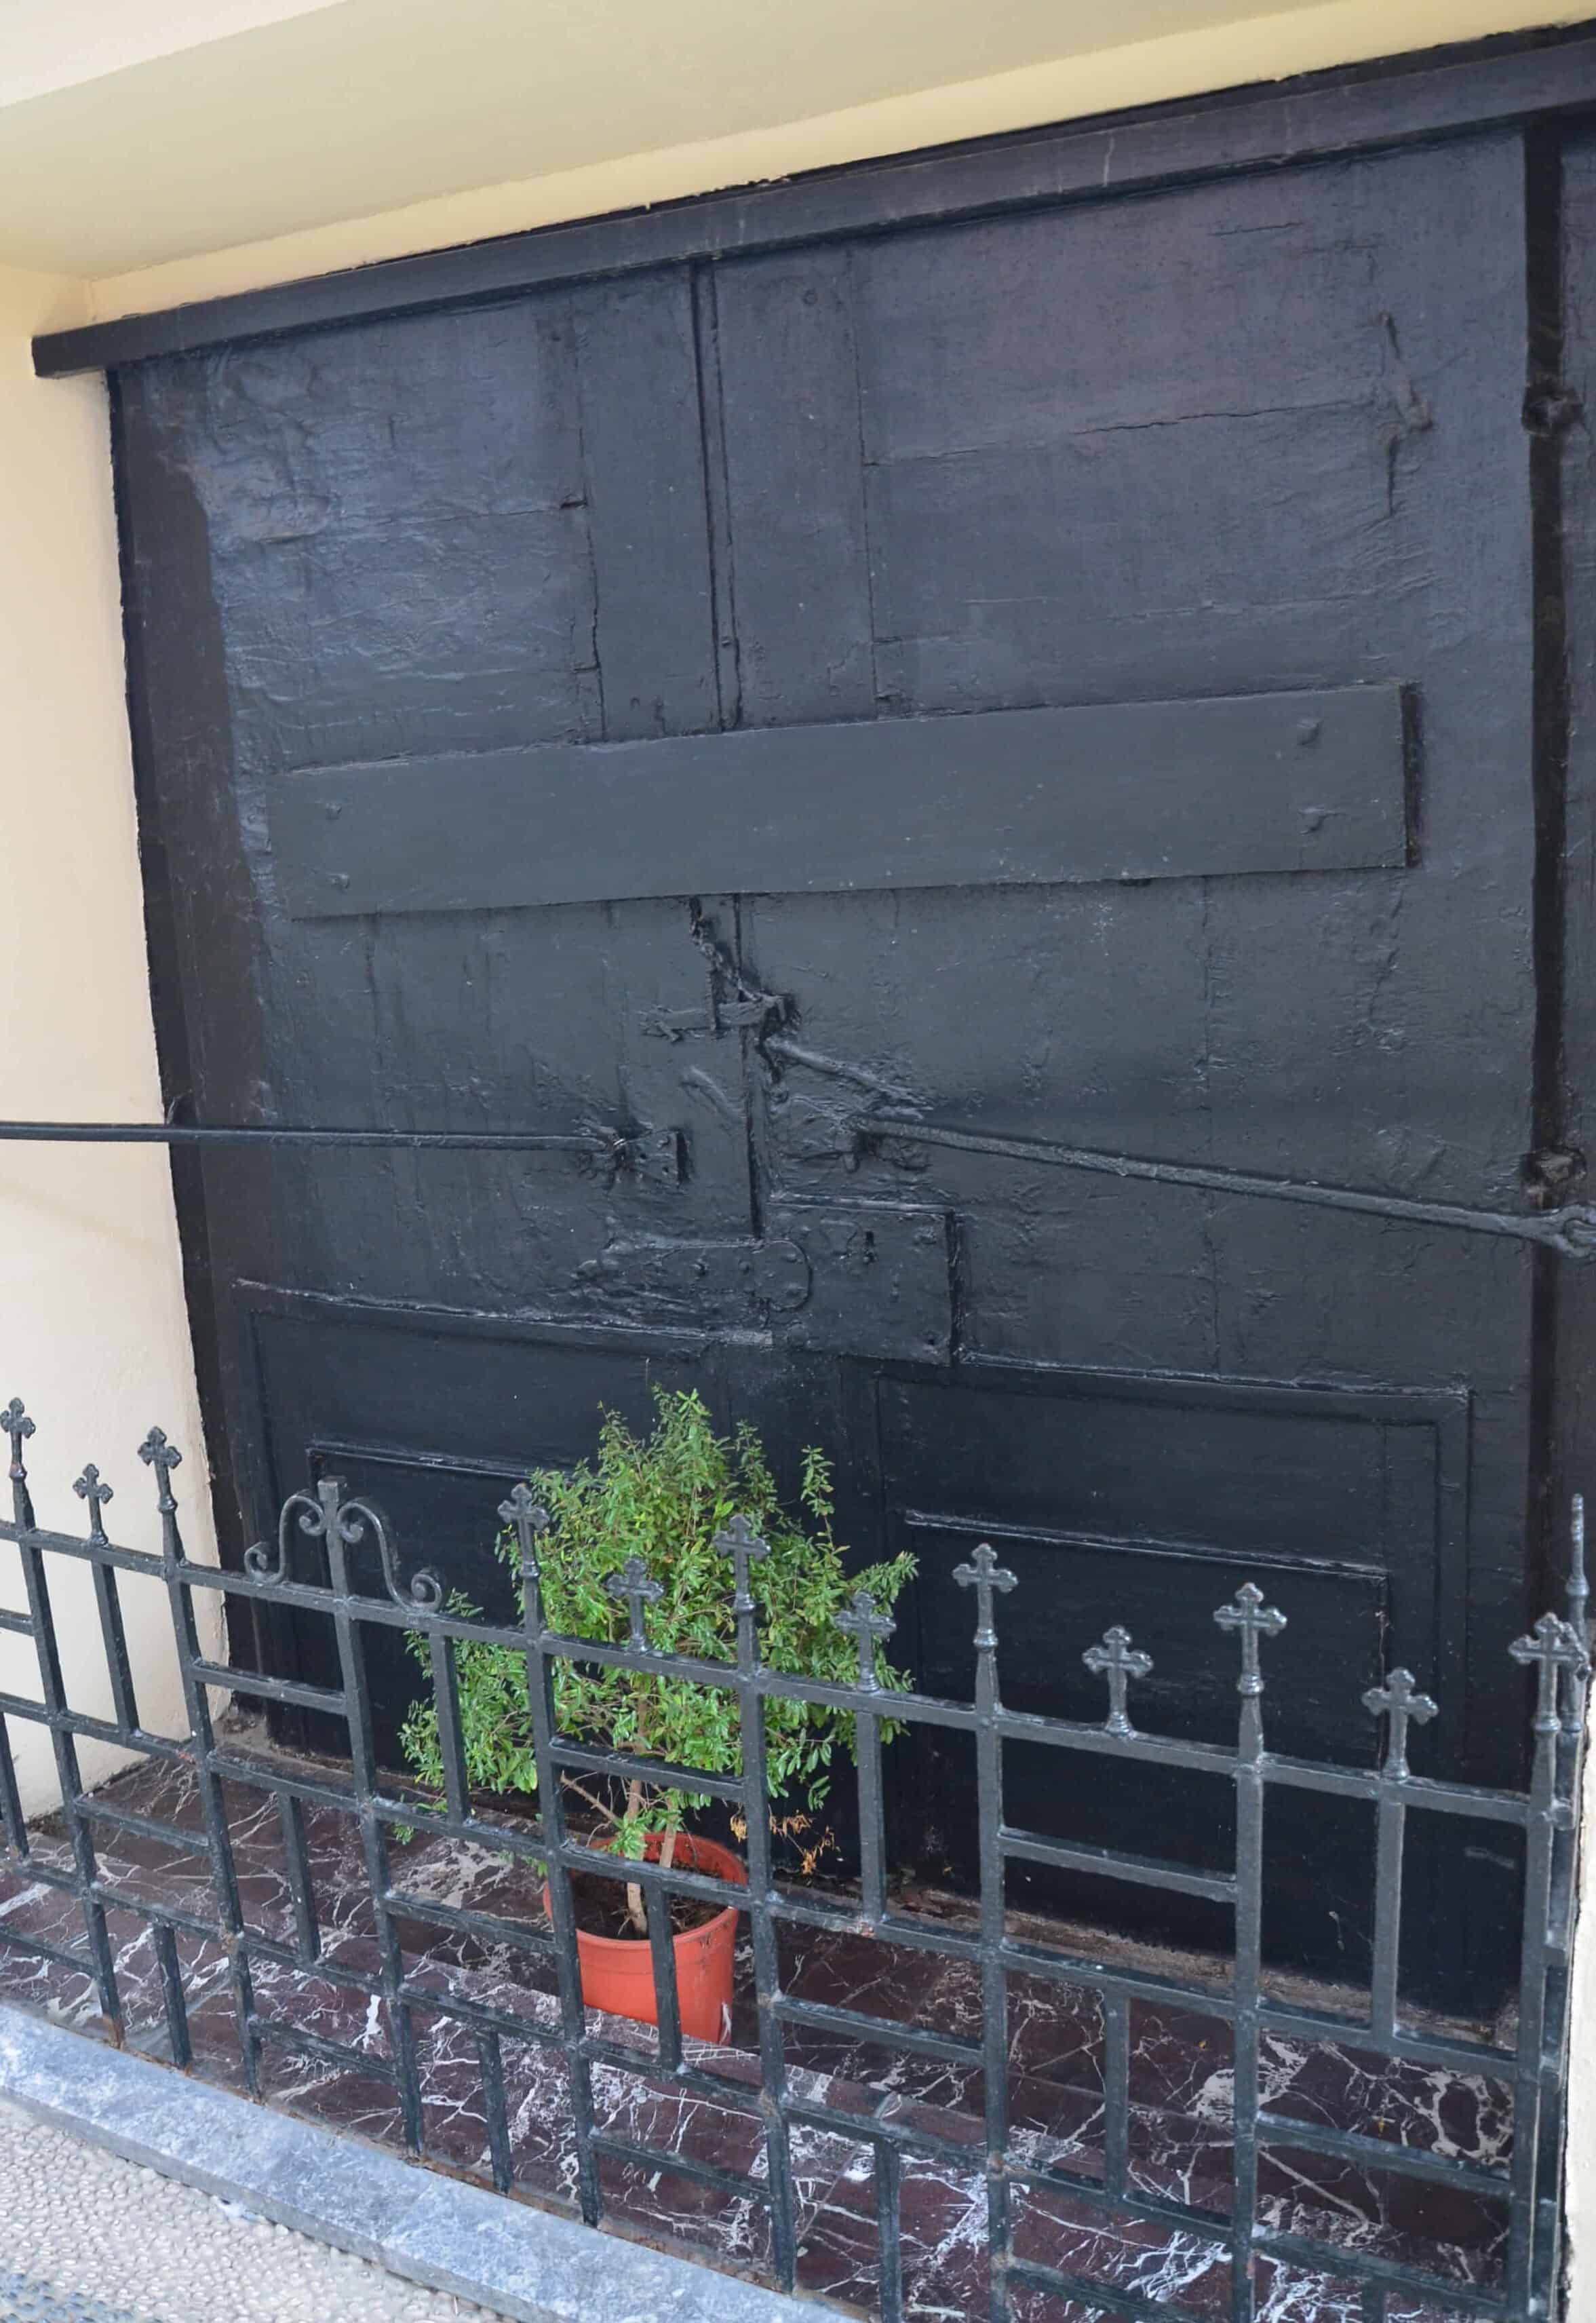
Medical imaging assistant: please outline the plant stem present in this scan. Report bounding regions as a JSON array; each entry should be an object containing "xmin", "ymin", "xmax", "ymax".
[{"xmin": 624, "ymin": 1777, "xmax": 647, "ymax": 1936}]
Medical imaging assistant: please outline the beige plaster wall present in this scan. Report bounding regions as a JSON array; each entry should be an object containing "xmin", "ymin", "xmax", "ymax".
[
  {"xmin": 3, "ymin": 2, "xmax": 1595, "ymax": 2301},
  {"xmin": 0, "ymin": 261, "xmax": 220, "ymax": 1816},
  {"xmin": 83, "ymin": 0, "xmax": 1584, "ymax": 321}
]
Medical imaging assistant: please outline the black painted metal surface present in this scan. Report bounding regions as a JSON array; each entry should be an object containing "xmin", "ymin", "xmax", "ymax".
[
  {"xmin": 0, "ymin": 1402, "xmax": 1584, "ymax": 2322},
  {"xmin": 99, "ymin": 66, "xmax": 1596, "ymax": 2002}
]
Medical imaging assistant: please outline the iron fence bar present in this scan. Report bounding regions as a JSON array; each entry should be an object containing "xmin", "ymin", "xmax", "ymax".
[
  {"xmin": 428, "ymin": 1632, "xmax": 469, "ymax": 1825},
  {"xmin": 579, "ymin": 2033, "xmax": 766, "ymax": 2112},
  {"xmin": 853, "ymin": 1111, "xmax": 1596, "ymax": 1258},
  {"xmin": 549, "ymin": 1741, "xmax": 743, "ymax": 1800},
  {"xmin": 1253, "ymin": 2109, "xmax": 1511, "ymax": 2195},
  {"xmin": 1011, "ymin": 2159, "xmax": 1230, "ymax": 2245},
  {"xmin": 1255, "ymin": 1999, "xmax": 1510, "ymax": 2074},
  {"xmin": 0, "ymin": 1607, "xmax": 30, "ymax": 1636},
  {"xmin": 781, "ymin": 2095, "xmax": 977, "ymax": 2168},
  {"xmin": 152, "ymin": 1920, "xmax": 191, "ymax": 2067},
  {"xmin": 999, "ymin": 1828, "xmax": 1237, "ymax": 1902},
  {"xmin": 874, "ymin": 2138, "xmax": 906, "ymax": 2323},
  {"xmin": 1215, "ymin": 1583, "xmax": 1285, "ymax": 2323},
  {"xmin": 1005, "ymin": 2257, "xmax": 1211, "ymax": 2323},
  {"xmin": 1253, "ymin": 2225, "xmax": 1509, "ymax": 2314},
  {"xmin": 0, "ymin": 1717, "xmax": 26, "ymax": 1855},
  {"xmin": 1104, "ymin": 1989, "xmax": 1130, "ymax": 2203},
  {"xmin": 1504, "ymin": 1612, "xmax": 1576, "ymax": 2318},
  {"xmin": 397, "ymin": 1977, "xmax": 562, "ymax": 2052},
  {"xmin": 6, "ymin": 1414, "xmax": 120, "ymax": 2032},
  {"xmin": 645, "ymin": 1873, "xmax": 685, "ymax": 2074},
  {"xmin": 383, "ymin": 1889, "xmax": 553, "ymax": 1959},
  {"xmin": 773, "ymin": 1995, "xmax": 982, "ymax": 2065},
  {"xmin": 79, "ymin": 1467, "xmax": 139, "ymax": 1736},
  {"xmin": 249, "ymin": 2012, "xmax": 401, "ymax": 2084},
  {"xmin": 959, "ymin": 1541, "xmax": 1017, "ymax": 2323},
  {"xmin": 141, "ymin": 1426, "xmax": 265, "ymax": 2100},
  {"xmin": 512, "ymin": 1492, "xmax": 603, "ymax": 2229},
  {"xmin": 193, "ymin": 1659, "xmax": 347, "ymax": 1715},
  {"xmin": 315, "ymin": 1510, "xmax": 427, "ymax": 2155},
  {"xmin": 0, "ymin": 1415, "xmax": 1585, "ymax": 2323},
  {"xmin": 79, "ymin": 1799, "xmax": 210, "ymax": 1855},
  {"xmin": 589, "ymin": 2132, "xmax": 768, "ymax": 2205},
  {"xmin": 277, "ymin": 1790, "xmax": 322, "ymax": 1963},
  {"xmin": 477, "ymin": 2029, "xmax": 514, "ymax": 2193},
  {"xmin": 720, "ymin": 1514, "xmax": 801, "ymax": 2294}
]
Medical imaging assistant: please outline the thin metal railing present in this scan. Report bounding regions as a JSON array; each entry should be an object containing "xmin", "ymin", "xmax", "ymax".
[{"xmin": 0, "ymin": 1395, "xmax": 1585, "ymax": 2320}]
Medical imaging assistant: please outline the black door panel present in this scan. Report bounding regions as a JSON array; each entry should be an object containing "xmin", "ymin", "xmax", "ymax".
[{"xmin": 117, "ymin": 123, "xmax": 1539, "ymax": 2005}]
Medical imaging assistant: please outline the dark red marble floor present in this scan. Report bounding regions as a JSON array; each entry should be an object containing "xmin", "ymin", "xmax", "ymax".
[{"xmin": 0, "ymin": 1750, "xmax": 1510, "ymax": 2322}]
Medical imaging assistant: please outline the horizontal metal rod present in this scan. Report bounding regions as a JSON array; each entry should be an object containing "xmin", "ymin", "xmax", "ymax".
[
  {"xmin": 0, "ymin": 1118, "xmax": 607, "ymax": 1152},
  {"xmin": 855, "ymin": 1110, "xmax": 1596, "ymax": 1256}
]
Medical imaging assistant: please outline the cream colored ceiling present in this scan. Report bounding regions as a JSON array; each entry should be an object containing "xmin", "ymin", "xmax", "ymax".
[
  {"xmin": 0, "ymin": 0, "xmax": 1391, "ymax": 278},
  {"xmin": 0, "ymin": 0, "xmax": 1582, "ymax": 292}
]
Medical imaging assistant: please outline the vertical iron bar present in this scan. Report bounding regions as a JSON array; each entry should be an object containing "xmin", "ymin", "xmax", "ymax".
[
  {"xmin": 874, "ymin": 2138, "xmax": 904, "ymax": 2323},
  {"xmin": 1215, "ymin": 1588, "xmax": 1284, "ymax": 2323},
  {"xmin": 140, "ymin": 1428, "xmax": 260, "ymax": 2097},
  {"xmin": 276, "ymin": 1789, "xmax": 322, "ymax": 1964},
  {"xmin": 0, "ymin": 1712, "xmax": 28, "ymax": 1858},
  {"xmin": 429, "ymin": 1632, "xmax": 469, "ymax": 1824},
  {"xmin": 716, "ymin": 1516, "xmax": 800, "ymax": 2289},
  {"xmin": 320, "ymin": 1510, "xmax": 427, "ymax": 2156},
  {"xmin": 153, "ymin": 1921, "xmax": 191, "ymax": 2068},
  {"xmin": 477, "ymin": 2029, "xmax": 514, "ymax": 2194},
  {"xmin": 645, "ymin": 1871, "xmax": 684, "ymax": 2071},
  {"xmin": 1104, "ymin": 1990, "xmax": 1130, "ymax": 2202},
  {"xmin": 1506, "ymin": 1609, "xmax": 1582, "ymax": 2317},
  {"xmin": 509, "ymin": 1488, "xmax": 602, "ymax": 2227},
  {"xmin": 1368, "ymin": 1785, "xmax": 1405, "ymax": 2047},
  {"xmin": 956, "ymin": 1545, "xmax": 1019, "ymax": 2323},
  {"xmin": 855, "ymin": 1699, "xmax": 887, "ymax": 1925},
  {"xmin": 6, "ymin": 1405, "xmax": 119, "ymax": 2029},
  {"xmin": 76, "ymin": 1467, "xmax": 138, "ymax": 1736},
  {"xmin": 90, "ymin": 1559, "xmax": 139, "ymax": 1736}
]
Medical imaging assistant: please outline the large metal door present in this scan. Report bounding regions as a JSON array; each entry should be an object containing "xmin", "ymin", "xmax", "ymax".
[{"xmin": 114, "ymin": 121, "xmax": 1557, "ymax": 2002}]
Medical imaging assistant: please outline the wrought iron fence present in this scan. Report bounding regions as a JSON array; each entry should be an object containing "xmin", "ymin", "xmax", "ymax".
[{"xmin": 0, "ymin": 1392, "xmax": 1587, "ymax": 2323}]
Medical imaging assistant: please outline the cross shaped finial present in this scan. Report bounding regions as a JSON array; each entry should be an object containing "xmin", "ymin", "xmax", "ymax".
[
  {"xmin": 836, "ymin": 1586, "xmax": 895, "ymax": 1691},
  {"xmin": 138, "ymin": 1425, "xmax": 182, "ymax": 1512},
  {"xmin": 1214, "ymin": 1583, "xmax": 1287, "ymax": 1695},
  {"xmin": 1083, "ymin": 1625, "xmax": 1153, "ymax": 1738},
  {"xmin": 1363, "ymin": 1666, "xmax": 1437, "ymax": 1778},
  {"xmin": 498, "ymin": 1482, "xmax": 549, "ymax": 1564},
  {"xmin": 73, "ymin": 1463, "xmax": 114, "ymax": 1538},
  {"xmin": 606, "ymin": 1554, "xmax": 663, "ymax": 1650},
  {"xmin": 952, "ymin": 1542, "xmax": 1017, "ymax": 1650},
  {"xmin": 3, "ymin": 1398, "xmax": 33, "ymax": 1479},
  {"xmin": 713, "ymin": 1514, "xmax": 771, "ymax": 1615},
  {"xmin": 1511, "ymin": 1611, "xmax": 1590, "ymax": 1735}
]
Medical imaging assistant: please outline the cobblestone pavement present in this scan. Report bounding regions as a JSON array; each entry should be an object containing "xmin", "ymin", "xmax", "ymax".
[{"xmin": 0, "ymin": 2102, "xmax": 508, "ymax": 2323}]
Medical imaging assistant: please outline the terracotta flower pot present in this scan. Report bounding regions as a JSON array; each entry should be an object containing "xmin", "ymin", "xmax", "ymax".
[{"xmin": 554, "ymin": 1830, "xmax": 746, "ymax": 2044}]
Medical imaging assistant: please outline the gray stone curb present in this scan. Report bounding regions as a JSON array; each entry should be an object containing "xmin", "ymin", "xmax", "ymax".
[{"xmin": 0, "ymin": 2007, "xmax": 832, "ymax": 2323}]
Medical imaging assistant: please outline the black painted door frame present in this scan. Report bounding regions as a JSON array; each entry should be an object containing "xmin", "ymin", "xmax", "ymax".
[{"xmin": 74, "ymin": 26, "xmax": 1596, "ymax": 2008}]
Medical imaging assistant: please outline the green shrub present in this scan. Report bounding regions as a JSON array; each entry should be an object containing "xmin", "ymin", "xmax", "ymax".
[{"xmin": 402, "ymin": 1387, "xmax": 914, "ymax": 1925}]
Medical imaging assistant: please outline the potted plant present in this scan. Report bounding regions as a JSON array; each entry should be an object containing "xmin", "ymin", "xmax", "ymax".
[{"xmin": 402, "ymin": 1387, "xmax": 914, "ymax": 2041}]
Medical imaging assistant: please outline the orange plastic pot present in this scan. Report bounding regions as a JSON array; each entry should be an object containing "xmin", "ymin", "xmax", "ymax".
[{"xmin": 554, "ymin": 1831, "xmax": 746, "ymax": 2044}]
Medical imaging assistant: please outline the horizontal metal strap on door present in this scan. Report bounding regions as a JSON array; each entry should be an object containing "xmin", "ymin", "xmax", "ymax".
[
  {"xmin": 0, "ymin": 1117, "xmax": 610, "ymax": 1153},
  {"xmin": 851, "ymin": 1110, "xmax": 1596, "ymax": 1258},
  {"xmin": 1, "ymin": 1109, "xmax": 1591, "ymax": 1254}
]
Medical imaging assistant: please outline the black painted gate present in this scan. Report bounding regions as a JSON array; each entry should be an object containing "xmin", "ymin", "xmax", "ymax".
[{"xmin": 107, "ymin": 88, "xmax": 1594, "ymax": 2008}]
